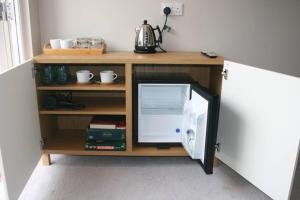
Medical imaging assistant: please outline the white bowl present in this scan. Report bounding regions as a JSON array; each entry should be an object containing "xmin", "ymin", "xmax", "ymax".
[{"xmin": 60, "ymin": 39, "xmax": 74, "ymax": 49}]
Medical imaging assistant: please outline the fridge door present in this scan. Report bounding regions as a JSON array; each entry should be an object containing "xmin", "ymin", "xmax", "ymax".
[
  {"xmin": 0, "ymin": 60, "xmax": 42, "ymax": 200},
  {"xmin": 181, "ymin": 84, "xmax": 220, "ymax": 174}
]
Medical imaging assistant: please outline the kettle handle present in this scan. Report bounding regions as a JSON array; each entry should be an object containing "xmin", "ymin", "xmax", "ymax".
[{"xmin": 154, "ymin": 25, "xmax": 162, "ymax": 44}]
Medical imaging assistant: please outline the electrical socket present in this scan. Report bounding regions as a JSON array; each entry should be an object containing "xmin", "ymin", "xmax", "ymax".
[{"xmin": 161, "ymin": 2, "xmax": 184, "ymax": 16}]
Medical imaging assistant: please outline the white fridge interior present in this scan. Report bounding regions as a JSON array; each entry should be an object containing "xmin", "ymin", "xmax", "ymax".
[
  {"xmin": 138, "ymin": 83, "xmax": 211, "ymax": 162},
  {"xmin": 138, "ymin": 84, "xmax": 190, "ymax": 143}
]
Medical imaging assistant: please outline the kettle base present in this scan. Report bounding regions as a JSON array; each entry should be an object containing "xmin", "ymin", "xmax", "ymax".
[{"xmin": 134, "ymin": 49, "xmax": 156, "ymax": 54}]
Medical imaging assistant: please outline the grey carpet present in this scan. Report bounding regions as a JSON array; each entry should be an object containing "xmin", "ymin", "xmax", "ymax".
[{"xmin": 19, "ymin": 156, "xmax": 271, "ymax": 200}]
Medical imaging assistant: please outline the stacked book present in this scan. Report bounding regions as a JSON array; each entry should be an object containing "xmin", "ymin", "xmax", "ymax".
[{"xmin": 85, "ymin": 116, "xmax": 126, "ymax": 151}]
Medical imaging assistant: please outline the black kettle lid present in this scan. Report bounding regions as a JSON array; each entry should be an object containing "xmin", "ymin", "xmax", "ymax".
[{"xmin": 143, "ymin": 20, "xmax": 148, "ymax": 25}]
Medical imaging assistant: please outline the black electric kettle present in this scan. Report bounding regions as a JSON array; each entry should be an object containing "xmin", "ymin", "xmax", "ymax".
[{"xmin": 134, "ymin": 20, "xmax": 162, "ymax": 53}]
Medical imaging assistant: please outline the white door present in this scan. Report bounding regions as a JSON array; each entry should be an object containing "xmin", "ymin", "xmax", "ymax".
[
  {"xmin": 181, "ymin": 84, "xmax": 220, "ymax": 174},
  {"xmin": 0, "ymin": 60, "xmax": 41, "ymax": 200},
  {"xmin": 217, "ymin": 61, "xmax": 300, "ymax": 200}
]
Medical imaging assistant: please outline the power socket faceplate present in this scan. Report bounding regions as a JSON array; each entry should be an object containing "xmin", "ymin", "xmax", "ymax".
[{"xmin": 161, "ymin": 2, "xmax": 184, "ymax": 16}]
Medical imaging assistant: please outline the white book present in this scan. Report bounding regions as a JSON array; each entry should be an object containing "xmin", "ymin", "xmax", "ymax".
[{"xmin": 89, "ymin": 124, "xmax": 116, "ymax": 129}]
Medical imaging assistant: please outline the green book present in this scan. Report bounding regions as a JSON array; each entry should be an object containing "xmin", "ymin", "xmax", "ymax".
[{"xmin": 86, "ymin": 128, "xmax": 125, "ymax": 141}]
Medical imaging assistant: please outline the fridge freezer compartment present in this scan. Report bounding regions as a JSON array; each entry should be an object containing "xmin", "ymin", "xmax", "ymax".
[
  {"xmin": 140, "ymin": 107, "xmax": 184, "ymax": 115},
  {"xmin": 138, "ymin": 84, "xmax": 190, "ymax": 111}
]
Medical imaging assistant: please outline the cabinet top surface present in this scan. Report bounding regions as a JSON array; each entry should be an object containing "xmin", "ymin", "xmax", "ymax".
[{"xmin": 34, "ymin": 52, "xmax": 224, "ymax": 65}]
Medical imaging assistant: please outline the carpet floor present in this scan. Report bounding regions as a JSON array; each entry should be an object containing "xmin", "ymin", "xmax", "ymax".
[{"xmin": 19, "ymin": 156, "xmax": 271, "ymax": 200}]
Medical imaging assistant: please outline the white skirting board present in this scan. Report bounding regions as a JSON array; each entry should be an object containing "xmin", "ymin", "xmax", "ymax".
[{"xmin": 216, "ymin": 61, "xmax": 300, "ymax": 200}]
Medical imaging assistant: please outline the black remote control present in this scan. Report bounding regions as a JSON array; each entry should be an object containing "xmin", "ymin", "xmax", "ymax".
[{"xmin": 201, "ymin": 51, "xmax": 218, "ymax": 58}]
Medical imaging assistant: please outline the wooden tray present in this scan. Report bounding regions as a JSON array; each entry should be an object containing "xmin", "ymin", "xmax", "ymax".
[{"xmin": 43, "ymin": 43, "xmax": 106, "ymax": 55}]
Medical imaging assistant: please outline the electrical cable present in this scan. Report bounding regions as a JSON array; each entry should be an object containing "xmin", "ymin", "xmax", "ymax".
[
  {"xmin": 158, "ymin": 43, "xmax": 167, "ymax": 53},
  {"xmin": 162, "ymin": 14, "xmax": 168, "ymax": 33},
  {"xmin": 158, "ymin": 7, "xmax": 171, "ymax": 53}
]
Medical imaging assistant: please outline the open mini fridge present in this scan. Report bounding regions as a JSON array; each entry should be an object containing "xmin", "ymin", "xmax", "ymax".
[{"xmin": 134, "ymin": 78, "xmax": 220, "ymax": 174}]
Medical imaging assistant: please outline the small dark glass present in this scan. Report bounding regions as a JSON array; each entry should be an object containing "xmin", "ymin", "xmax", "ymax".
[
  {"xmin": 56, "ymin": 65, "xmax": 70, "ymax": 85},
  {"xmin": 41, "ymin": 65, "xmax": 55, "ymax": 85}
]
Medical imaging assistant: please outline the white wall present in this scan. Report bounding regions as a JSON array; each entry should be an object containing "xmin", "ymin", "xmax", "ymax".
[
  {"xmin": 17, "ymin": 0, "xmax": 41, "ymax": 60},
  {"xmin": 38, "ymin": 0, "xmax": 300, "ymax": 77},
  {"xmin": 29, "ymin": 0, "xmax": 41, "ymax": 55}
]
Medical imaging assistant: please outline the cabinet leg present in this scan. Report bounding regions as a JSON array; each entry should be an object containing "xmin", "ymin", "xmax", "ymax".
[
  {"xmin": 41, "ymin": 153, "xmax": 51, "ymax": 166},
  {"xmin": 213, "ymin": 156, "xmax": 220, "ymax": 168}
]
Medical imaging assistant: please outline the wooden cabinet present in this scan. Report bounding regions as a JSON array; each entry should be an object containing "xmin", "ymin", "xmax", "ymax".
[
  {"xmin": 33, "ymin": 52, "xmax": 224, "ymax": 164},
  {"xmin": 2, "ymin": 52, "xmax": 299, "ymax": 200}
]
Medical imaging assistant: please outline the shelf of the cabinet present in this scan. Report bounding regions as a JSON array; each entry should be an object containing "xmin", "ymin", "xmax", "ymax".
[
  {"xmin": 43, "ymin": 130, "xmax": 129, "ymax": 155},
  {"xmin": 132, "ymin": 146, "xmax": 188, "ymax": 156},
  {"xmin": 39, "ymin": 98, "xmax": 125, "ymax": 115},
  {"xmin": 37, "ymin": 83, "xmax": 126, "ymax": 91},
  {"xmin": 43, "ymin": 130, "xmax": 188, "ymax": 156}
]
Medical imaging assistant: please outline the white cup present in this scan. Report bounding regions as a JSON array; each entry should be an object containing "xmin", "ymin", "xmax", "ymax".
[
  {"xmin": 76, "ymin": 70, "xmax": 94, "ymax": 84},
  {"xmin": 50, "ymin": 39, "xmax": 61, "ymax": 49},
  {"xmin": 60, "ymin": 39, "xmax": 74, "ymax": 49},
  {"xmin": 100, "ymin": 70, "xmax": 118, "ymax": 83}
]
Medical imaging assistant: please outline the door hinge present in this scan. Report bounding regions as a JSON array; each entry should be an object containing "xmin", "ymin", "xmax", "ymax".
[
  {"xmin": 32, "ymin": 66, "xmax": 38, "ymax": 78},
  {"xmin": 221, "ymin": 69, "xmax": 228, "ymax": 80},
  {"xmin": 215, "ymin": 142, "xmax": 221, "ymax": 152},
  {"xmin": 40, "ymin": 139, "xmax": 45, "ymax": 150}
]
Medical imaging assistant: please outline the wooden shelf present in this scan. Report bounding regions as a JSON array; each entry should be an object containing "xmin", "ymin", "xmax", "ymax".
[
  {"xmin": 40, "ymin": 98, "xmax": 125, "ymax": 115},
  {"xmin": 43, "ymin": 130, "xmax": 128, "ymax": 155},
  {"xmin": 43, "ymin": 130, "xmax": 188, "ymax": 156},
  {"xmin": 37, "ymin": 83, "xmax": 126, "ymax": 91},
  {"xmin": 34, "ymin": 52, "xmax": 224, "ymax": 65}
]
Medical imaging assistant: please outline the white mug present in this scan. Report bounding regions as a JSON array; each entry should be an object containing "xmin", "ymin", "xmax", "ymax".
[
  {"xmin": 100, "ymin": 70, "xmax": 118, "ymax": 83},
  {"xmin": 50, "ymin": 39, "xmax": 61, "ymax": 49},
  {"xmin": 76, "ymin": 70, "xmax": 94, "ymax": 84},
  {"xmin": 60, "ymin": 39, "xmax": 74, "ymax": 49}
]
